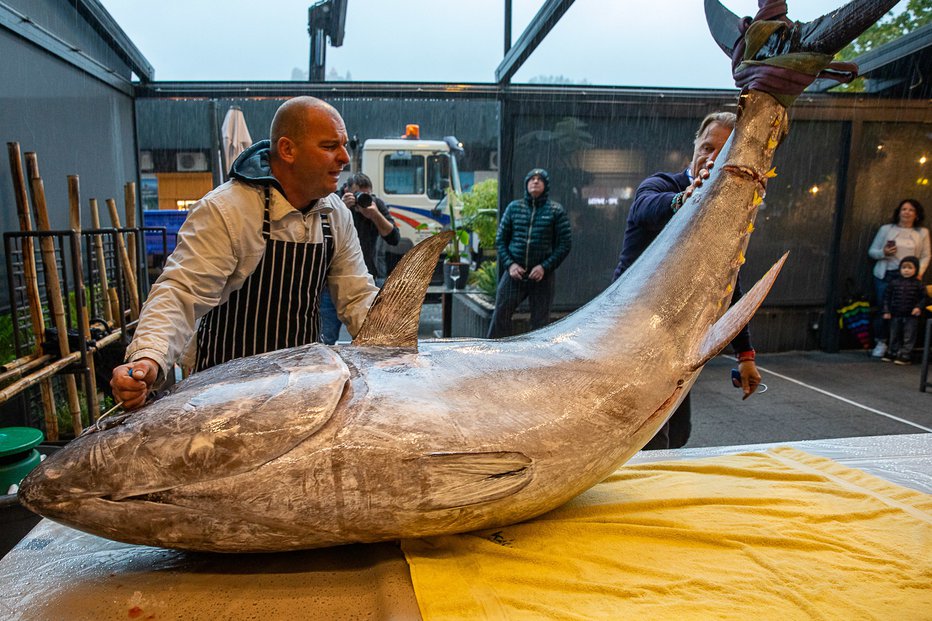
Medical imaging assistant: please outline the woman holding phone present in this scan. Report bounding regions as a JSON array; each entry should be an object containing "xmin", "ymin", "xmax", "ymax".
[{"xmin": 867, "ymin": 198, "xmax": 930, "ymax": 358}]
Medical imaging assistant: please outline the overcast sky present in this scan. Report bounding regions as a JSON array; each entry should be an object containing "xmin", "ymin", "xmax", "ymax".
[{"xmin": 98, "ymin": 0, "xmax": 896, "ymax": 88}]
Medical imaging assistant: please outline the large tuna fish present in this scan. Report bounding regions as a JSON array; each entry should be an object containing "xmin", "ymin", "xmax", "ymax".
[{"xmin": 19, "ymin": 0, "xmax": 896, "ymax": 552}]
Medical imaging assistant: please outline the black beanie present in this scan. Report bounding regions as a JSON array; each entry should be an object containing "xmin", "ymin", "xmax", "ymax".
[{"xmin": 900, "ymin": 256, "xmax": 920, "ymax": 272}]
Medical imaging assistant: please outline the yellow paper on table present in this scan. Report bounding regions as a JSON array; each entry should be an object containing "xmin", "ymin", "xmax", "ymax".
[{"xmin": 402, "ymin": 448, "xmax": 932, "ymax": 621}]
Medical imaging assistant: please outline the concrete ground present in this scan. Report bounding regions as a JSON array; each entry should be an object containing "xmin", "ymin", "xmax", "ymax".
[
  {"xmin": 689, "ymin": 351, "xmax": 931, "ymax": 448},
  {"xmin": 407, "ymin": 301, "xmax": 931, "ymax": 449}
]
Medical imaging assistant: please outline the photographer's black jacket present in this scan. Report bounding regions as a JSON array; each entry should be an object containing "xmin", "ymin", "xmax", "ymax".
[{"xmin": 351, "ymin": 195, "xmax": 400, "ymax": 277}]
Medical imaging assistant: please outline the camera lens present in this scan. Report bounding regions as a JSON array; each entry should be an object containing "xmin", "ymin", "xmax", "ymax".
[{"xmin": 354, "ymin": 192, "xmax": 373, "ymax": 208}]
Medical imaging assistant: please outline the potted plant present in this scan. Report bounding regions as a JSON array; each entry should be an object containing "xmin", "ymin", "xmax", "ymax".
[
  {"xmin": 441, "ymin": 187, "xmax": 469, "ymax": 290},
  {"xmin": 460, "ymin": 179, "xmax": 499, "ymax": 265},
  {"xmin": 442, "ymin": 180, "xmax": 499, "ymax": 290}
]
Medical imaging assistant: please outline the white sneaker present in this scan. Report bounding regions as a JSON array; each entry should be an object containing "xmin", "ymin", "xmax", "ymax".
[{"xmin": 871, "ymin": 341, "xmax": 887, "ymax": 358}]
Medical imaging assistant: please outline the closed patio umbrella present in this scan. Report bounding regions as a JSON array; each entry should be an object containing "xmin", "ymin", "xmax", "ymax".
[{"xmin": 221, "ymin": 105, "xmax": 252, "ymax": 179}]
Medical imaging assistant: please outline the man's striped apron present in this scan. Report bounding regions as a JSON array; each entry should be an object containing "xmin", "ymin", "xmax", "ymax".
[{"xmin": 194, "ymin": 187, "xmax": 333, "ymax": 371}]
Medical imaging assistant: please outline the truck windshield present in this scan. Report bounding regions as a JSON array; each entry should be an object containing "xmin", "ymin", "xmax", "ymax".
[{"xmin": 383, "ymin": 151, "xmax": 457, "ymax": 199}]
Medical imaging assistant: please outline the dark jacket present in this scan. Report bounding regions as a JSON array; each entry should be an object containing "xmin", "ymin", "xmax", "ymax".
[
  {"xmin": 351, "ymin": 195, "xmax": 399, "ymax": 277},
  {"xmin": 612, "ymin": 169, "xmax": 753, "ymax": 354},
  {"xmin": 882, "ymin": 276, "xmax": 927, "ymax": 317},
  {"xmin": 496, "ymin": 173, "xmax": 571, "ymax": 275},
  {"xmin": 613, "ymin": 171, "xmax": 689, "ymax": 278}
]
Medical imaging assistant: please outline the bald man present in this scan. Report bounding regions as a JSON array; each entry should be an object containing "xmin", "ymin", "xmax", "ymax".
[{"xmin": 112, "ymin": 97, "xmax": 377, "ymax": 409}]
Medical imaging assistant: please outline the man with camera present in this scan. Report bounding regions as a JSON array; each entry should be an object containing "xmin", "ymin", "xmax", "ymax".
[{"xmin": 320, "ymin": 173, "xmax": 400, "ymax": 344}]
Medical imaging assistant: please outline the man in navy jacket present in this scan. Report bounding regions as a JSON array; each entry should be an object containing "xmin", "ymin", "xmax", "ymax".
[{"xmin": 612, "ymin": 112, "xmax": 762, "ymax": 449}]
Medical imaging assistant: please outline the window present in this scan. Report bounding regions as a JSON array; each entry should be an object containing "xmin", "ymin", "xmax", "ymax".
[
  {"xmin": 384, "ymin": 152, "xmax": 424, "ymax": 195},
  {"xmin": 426, "ymin": 154, "xmax": 450, "ymax": 200}
]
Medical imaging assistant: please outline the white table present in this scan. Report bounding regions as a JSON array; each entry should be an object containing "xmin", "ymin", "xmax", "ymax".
[{"xmin": 2, "ymin": 433, "xmax": 929, "ymax": 620}]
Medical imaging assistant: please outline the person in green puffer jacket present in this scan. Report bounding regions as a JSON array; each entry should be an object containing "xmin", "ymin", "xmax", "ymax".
[{"xmin": 488, "ymin": 168, "xmax": 572, "ymax": 338}]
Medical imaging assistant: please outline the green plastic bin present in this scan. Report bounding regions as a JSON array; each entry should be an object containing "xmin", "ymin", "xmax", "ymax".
[{"xmin": 0, "ymin": 427, "xmax": 44, "ymax": 492}]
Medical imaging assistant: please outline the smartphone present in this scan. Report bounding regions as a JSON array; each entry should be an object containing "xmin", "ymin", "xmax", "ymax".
[{"xmin": 731, "ymin": 368, "xmax": 768, "ymax": 394}]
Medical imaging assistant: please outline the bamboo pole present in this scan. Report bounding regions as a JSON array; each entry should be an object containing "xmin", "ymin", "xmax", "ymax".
[
  {"xmin": 88, "ymin": 199, "xmax": 114, "ymax": 324},
  {"xmin": 26, "ymin": 153, "xmax": 84, "ymax": 436},
  {"xmin": 0, "ymin": 330, "xmax": 121, "ymax": 407},
  {"xmin": 93, "ymin": 329, "xmax": 123, "ymax": 350},
  {"xmin": 124, "ymin": 181, "xmax": 138, "ymax": 292},
  {"xmin": 69, "ymin": 176, "xmax": 100, "ymax": 420},
  {"xmin": 108, "ymin": 287, "xmax": 122, "ymax": 329},
  {"xmin": 0, "ymin": 354, "xmax": 53, "ymax": 385},
  {"xmin": 0, "ymin": 351, "xmax": 82, "ymax": 405},
  {"xmin": 106, "ymin": 198, "xmax": 140, "ymax": 320},
  {"xmin": 7, "ymin": 143, "xmax": 58, "ymax": 439}
]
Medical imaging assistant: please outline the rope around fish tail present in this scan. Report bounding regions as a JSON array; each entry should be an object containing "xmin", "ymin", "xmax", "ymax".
[{"xmin": 731, "ymin": 0, "xmax": 860, "ymax": 107}]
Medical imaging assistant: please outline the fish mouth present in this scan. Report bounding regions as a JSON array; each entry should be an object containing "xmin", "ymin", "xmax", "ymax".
[{"xmin": 20, "ymin": 491, "xmax": 314, "ymax": 553}]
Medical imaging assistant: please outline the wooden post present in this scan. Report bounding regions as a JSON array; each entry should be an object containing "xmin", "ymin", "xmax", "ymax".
[
  {"xmin": 7, "ymin": 143, "xmax": 58, "ymax": 440},
  {"xmin": 106, "ymin": 198, "xmax": 141, "ymax": 320},
  {"xmin": 69, "ymin": 176, "xmax": 100, "ymax": 420},
  {"xmin": 26, "ymin": 153, "xmax": 84, "ymax": 436},
  {"xmin": 88, "ymin": 199, "xmax": 114, "ymax": 324},
  {"xmin": 124, "ymin": 181, "xmax": 138, "ymax": 293}
]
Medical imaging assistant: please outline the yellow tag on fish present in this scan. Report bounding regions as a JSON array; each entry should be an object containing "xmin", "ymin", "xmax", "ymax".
[
  {"xmin": 765, "ymin": 167, "xmax": 777, "ymax": 178},
  {"xmin": 753, "ymin": 192, "xmax": 763, "ymax": 206},
  {"xmin": 747, "ymin": 222, "xmax": 755, "ymax": 234}
]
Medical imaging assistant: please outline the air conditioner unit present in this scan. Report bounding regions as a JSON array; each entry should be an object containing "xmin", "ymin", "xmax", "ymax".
[
  {"xmin": 176, "ymin": 151, "xmax": 208, "ymax": 172},
  {"xmin": 139, "ymin": 151, "xmax": 154, "ymax": 172}
]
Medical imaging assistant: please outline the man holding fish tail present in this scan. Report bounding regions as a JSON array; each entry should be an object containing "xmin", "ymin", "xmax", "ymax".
[
  {"xmin": 612, "ymin": 111, "xmax": 762, "ymax": 449},
  {"xmin": 111, "ymin": 97, "xmax": 378, "ymax": 410}
]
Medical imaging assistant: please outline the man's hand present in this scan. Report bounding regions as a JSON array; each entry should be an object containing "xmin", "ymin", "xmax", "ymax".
[
  {"xmin": 883, "ymin": 312, "xmax": 892, "ymax": 319},
  {"xmin": 528, "ymin": 265, "xmax": 545, "ymax": 281},
  {"xmin": 912, "ymin": 307, "xmax": 922, "ymax": 317},
  {"xmin": 111, "ymin": 358, "xmax": 159, "ymax": 410},
  {"xmin": 356, "ymin": 203, "xmax": 380, "ymax": 221},
  {"xmin": 508, "ymin": 263, "xmax": 526, "ymax": 281},
  {"xmin": 345, "ymin": 190, "xmax": 395, "ymax": 236},
  {"xmin": 684, "ymin": 160, "xmax": 714, "ymax": 200},
  {"xmin": 737, "ymin": 359, "xmax": 762, "ymax": 400}
]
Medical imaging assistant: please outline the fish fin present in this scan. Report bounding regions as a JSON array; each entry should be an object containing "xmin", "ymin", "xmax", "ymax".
[
  {"xmin": 704, "ymin": 0, "xmax": 743, "ymax": 58},
  {"xmin": 47, "ymin": 345, "xmax": 349, "ymax": 501},
  {"xmin": 354, "ymin": 231, "xmax": 454, "ymax": 348},
  {"xmin": 687, "ymin": 252, "xmax": 789, "ymax": 371},
  {"xmin": 416, "ymin": 451, "xmax": 533, "ymax": 510}
]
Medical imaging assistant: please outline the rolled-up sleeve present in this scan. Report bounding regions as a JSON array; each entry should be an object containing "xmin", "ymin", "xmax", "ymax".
[
  {"xmin": 327, "ymin": 199, "xmax": 379, "ymax": 336},
  {"xmin": 126, "ymin": 196, "xmax": 240, "ymax": 379}
]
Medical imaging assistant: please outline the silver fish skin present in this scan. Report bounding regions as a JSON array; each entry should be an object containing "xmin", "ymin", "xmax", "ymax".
[
  {"xmin": 19, "ymin": 0, "xmax": 894, "ymax": 553},
  {"xmin": 17, "ymin": 90, "xmax": 784, "ymax": 552}
]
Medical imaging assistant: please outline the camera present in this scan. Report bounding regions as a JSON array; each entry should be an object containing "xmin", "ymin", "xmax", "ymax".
[{"xmin": 353, "ymin": 191, "xmax": 373, "ymax": 208}]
